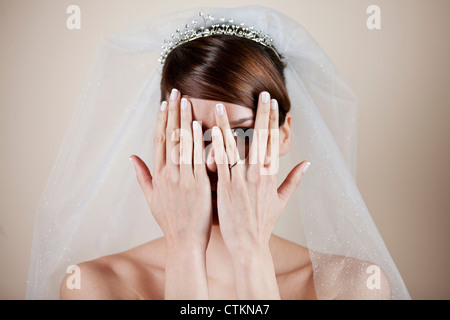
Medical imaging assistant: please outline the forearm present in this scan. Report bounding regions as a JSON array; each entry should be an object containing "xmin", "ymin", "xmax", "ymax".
[
  {"xmin": 231, "ymin": 246, "xmax": 281, "ymax": 300},
  {"xmin": 165, "ymin": 244, "xmax": 209, "ymax": 299}
]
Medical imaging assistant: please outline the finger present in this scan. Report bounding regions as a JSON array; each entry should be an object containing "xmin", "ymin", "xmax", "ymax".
[
  {"xmin": 214, "ymin": 103, "xmax": 240, "ymax": 164},
  {"xmin": 277, "ymin": 161, "xmax": 311, "ymax": 208},
  {"xmin": 212, "ymin": 126, "xmax": 230, "ymax": 182},
  {"xmin": 248, "ymin": 91, "xmax": 271, "ymax": 171},
  {"xmin": 214, "ymin": 103, "xmax": 243, "ymax": 180},
  {"xmin": 130, "ymin": 155, "xmax": 153, "ymax": 200},
  {"xmin": 193, "ymin": 120, "xmax": 207, "ymax": 178},
  {"xmin": 205, "ymin": 141, "xmax": 215, "ymax": 167},
  {"xmin": 262, "ymin": 99, "xmax": 280, "ymax": 175},
  {"xmin": 153, "ymin": 101, "xmax": 168, "ymax": 174},
  {"xmin": 165, "ymin": 88, "xmax": 181, "ymax": 167},
  {"xmin": 179, "ymin": 98, "xmax": 193, "ymax": 179}
]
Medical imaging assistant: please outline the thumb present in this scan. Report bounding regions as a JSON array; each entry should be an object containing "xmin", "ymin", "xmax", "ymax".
[
  {"xmin": 277, "ymin": 161, "xmax": 310, "ymax": 207},
  {"xmin": 130, "ymin": 155, "xmax": 153, "ymax": 198}
]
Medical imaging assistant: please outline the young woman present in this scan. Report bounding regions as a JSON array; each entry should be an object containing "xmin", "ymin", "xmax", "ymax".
[{"xmin": 27, "ymin": 7, "xmax": 410, "ymax": 300}]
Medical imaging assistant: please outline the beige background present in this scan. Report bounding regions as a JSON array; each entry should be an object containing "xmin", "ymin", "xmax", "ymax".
[{"xmin": 1, "ymin": 0, "xmax": 449, "ymax": 299}]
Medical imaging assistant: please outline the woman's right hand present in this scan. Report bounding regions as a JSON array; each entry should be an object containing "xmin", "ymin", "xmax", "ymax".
[{"xmin": 130, "ymin": 88, "xmax": 212, "ymax": 252}]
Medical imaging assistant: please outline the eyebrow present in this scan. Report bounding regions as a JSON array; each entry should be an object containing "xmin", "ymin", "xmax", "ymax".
[{"xmin": 229, "ymin": 117, "xmax": 255, "ymax": 126}]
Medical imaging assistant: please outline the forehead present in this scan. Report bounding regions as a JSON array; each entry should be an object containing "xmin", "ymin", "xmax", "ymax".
[{"xmin": 187, "ymin": 97, "xmax": 255, "ymax": 128}]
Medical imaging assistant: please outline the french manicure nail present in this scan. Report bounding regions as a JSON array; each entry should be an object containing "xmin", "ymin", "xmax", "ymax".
[
  {"xmin": 262, "ymin": 91, "xmax": 270, "ymax": 104},
  {"xmin": 212, "ymin": 126, "xmax": 220, "ymax": 136},
  {"xmin": 160, "ymin": 101, "xmax": 167, "ymax": 112},
  {"xmin": 303, "ymin": 162, "xmax": 311, "ymax": 174},
  {"xmin": 170, "ymin": 88, "xmax": 178, "ymax": 100},
  {"xmin": 129, "ymin": 156, "xmax": 137, "ymax": 169},
  {"xmin": 193, "ymin": 120, "xmax": 200, "ymax": 131},
  {"xmin": 181, "ymin": 98, "xmax": 187, "ymax": 110},
  {"xmin": 271, "ymin": 99, "xmax": 278, "ymax": 110},
  {"xmin": 216, "ymin": 103, "xmax": 224, "ymax": 115}
]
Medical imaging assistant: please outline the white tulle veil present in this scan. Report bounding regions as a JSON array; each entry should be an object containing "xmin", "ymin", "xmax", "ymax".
[{"xmin": 26, "ymin": 6, "xmax": 410, "ymax": 299}]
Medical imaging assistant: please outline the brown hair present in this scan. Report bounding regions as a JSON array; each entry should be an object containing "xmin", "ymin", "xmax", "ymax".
[{"xmin": 160, "ymin": 34, "xmax": 290, "ymax": 126}]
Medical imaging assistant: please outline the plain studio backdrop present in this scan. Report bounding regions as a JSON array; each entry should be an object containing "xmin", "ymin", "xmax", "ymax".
[{"xmin": 1, "ymin": 0, "xmax": 449, "ymax": 300}]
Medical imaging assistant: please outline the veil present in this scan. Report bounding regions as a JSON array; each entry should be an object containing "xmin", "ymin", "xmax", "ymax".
[{"xmin": 26, "ymin": 6, "xmax": 410, "ymax": 299}]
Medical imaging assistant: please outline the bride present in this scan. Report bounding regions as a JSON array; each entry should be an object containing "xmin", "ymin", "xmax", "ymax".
[{"xmin": 27, "ymin": 7, "xmax": 410, "ymax": 300}]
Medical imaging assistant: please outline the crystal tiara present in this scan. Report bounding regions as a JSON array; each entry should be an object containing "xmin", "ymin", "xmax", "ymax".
[{"xmin": 159, "ymin": 12, "xmax": 282, "ymax": 64}]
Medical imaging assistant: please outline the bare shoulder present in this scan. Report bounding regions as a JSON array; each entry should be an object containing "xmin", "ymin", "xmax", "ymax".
[
  {"xmin": 269, "ymin": 236, "xmax": 391, "ymax": 300},
  {"xmin": 311, "ymin": 252, "xmax": 392, "ymax": 300},
  {"xmin": 269, "ymin": 235, "xmax": 316, "ymax": 299},
  {"xmin": 60, "ymin": 255, "xmax": 125, "ymax": 299},
  {"xmin": 60, "ymin": 238, "xmax": 165, "ymax": 300}
]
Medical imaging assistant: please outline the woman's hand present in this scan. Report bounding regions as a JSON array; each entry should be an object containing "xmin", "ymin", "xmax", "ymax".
[
  {"xmin": 212, "ymin": 91, "xmax": 309, "ymax": 252},
  {"xmin": 130, "ymin": 89, "xmax": 212, "ymax": 250},
  {"xmin": 212, "ymin": 91, "xmax": 310, "ymax": 299},
  {"xmin": 130, "ymin": 89, "xmax": 212, "ymax": 299}
]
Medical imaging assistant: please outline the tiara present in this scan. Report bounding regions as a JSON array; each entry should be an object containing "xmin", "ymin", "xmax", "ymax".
[{"xmin": 159, "ymin": 12, "xmax": 282, "ymax": 64}]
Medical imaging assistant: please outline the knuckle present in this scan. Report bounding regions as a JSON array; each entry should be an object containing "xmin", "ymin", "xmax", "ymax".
[
  {"xmin": 152, "ymin": 174, "xmax": 162, "ymax": 186},
  {"xmin": 225, "ymin": 140, "xmax": 235, "ymax": 153},
  {"xmin": 153, "ymin": 133, "xmax": 166, "ymax": 145},
  {"xmin": 269, "ymin": 110, "xmax": 278, "ymax": 121},
  {"xmin": 259, "ymin": 105, "xmax": 270, "ymax": 114},
  {"xmin": 179, "ymin": 128, "xmax": 191, "ymax": 140},
  {"xmin": 167, "ymin": 127, "xmax": 180, "ymax": 141},
  {"xmin": 216, "ymin": 117, "xmax": 227, "ymax": 127}
]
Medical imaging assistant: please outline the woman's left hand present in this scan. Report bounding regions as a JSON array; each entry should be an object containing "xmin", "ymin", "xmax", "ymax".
[
  {"xmin": 212, "ymin": 91, "xmax": 310, "ymax": 255},
  {"xmin": 211, "ymin": 91, "xmax": 310, "ymax": 299}
]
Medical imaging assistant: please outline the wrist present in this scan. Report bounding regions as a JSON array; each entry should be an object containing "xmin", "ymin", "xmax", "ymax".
[
  {"xmin": 165, "ymin": 238, "xmax": 208, "ymax": 278},
  {"xmin": 164, "ymin": 238, "xmax": 209, "ymax": 300},
  {"xmin": 165, "ymin": 232, "xmax": 210, "ymax": 254},
  {"xmin": 229, "ymin": 243, "xmax": 280, "ymax": 300},
  {"xmin": 229, "ymin": 242, "xmax": 272, "ymax": 267},
  {"xmin": 166, "ymin": 238, "xmax": 208, "ymax": 257}
]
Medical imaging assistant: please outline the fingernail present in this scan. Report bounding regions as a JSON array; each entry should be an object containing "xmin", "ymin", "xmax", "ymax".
[
  {"xmin": 212, "ymin": 126, "xmax": 220, "ymax": 136},
  {"xmin": 216, "ymin": 103, "xmax": 224, "ymax": 116},
  {"xmin": 193, "ymin": 120, "xmax": 201, "ymax": 131},
  {"xmin": 160, "ymin": 101, "xmax": 167, "ymax": 112},
  {"xmin": 129, "ymin": 156, "xmax": 136, "ymax": 169},
  {"xmin": 170, "ymin": 88, "xmax": 179, "ymax": 100},
  {"xmin": 262, "ymin": 91, "xmax": 270, "ymax": 104},
  {"xmin": 181, "ymin": 98, "xmax": 187, "ymax": 111},
  {"xmin": 271, "ymin": 99, "xmax": 278, "ymax": 110},
  {"xmin": 303, "ymin": 162, "xmax": 311, "ymax": 174}
]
